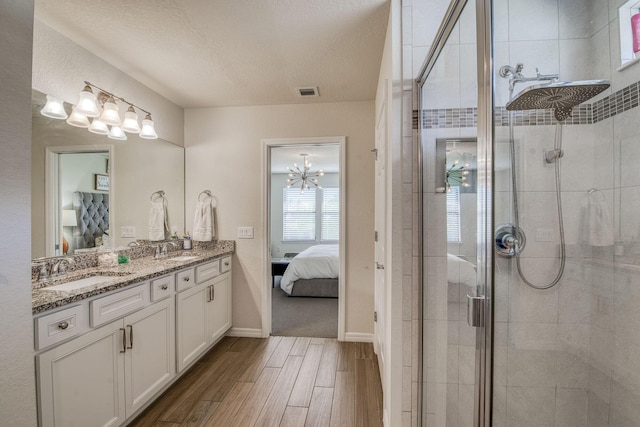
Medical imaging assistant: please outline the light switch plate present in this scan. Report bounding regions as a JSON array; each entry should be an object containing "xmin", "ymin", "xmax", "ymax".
[
  {"xmin": 237, "ymin": 227, "xmax": 254, "ymax": 239},
  {"xmin": 121, "ymin": 226, "xmax": 136, "ymax": 238}
]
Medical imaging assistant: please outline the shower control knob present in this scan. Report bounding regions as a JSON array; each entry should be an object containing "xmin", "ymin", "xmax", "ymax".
[{"xmin": 495, "ymin": 224, "xmax": 526, "ymax": 257}]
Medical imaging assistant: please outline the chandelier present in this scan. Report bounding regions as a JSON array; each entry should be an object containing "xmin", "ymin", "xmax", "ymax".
[{"xmin": 287, "ymin": 154, "xmax": 324, "ymax": 193}]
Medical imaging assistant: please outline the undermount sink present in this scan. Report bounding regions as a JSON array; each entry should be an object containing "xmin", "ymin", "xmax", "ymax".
[
  {"xmin": 43, "ymin": 275, "xmax": 121, "ymax": 292},
  {"xmin": 168, "ymin": 255, "xmax": 199, "ymax": 262}
]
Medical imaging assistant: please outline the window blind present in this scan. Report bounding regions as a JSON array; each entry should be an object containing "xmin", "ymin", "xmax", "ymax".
[
  {"xmin": 321, "ymin": 187, "xmax": 340, "ymax": 241},
  {"xmin": 283, "ymin": 188, "xmax": 316, "ymax": 240},
  {"xmin": 446, "ymin": 186, "xmax": 462, "ymax": 243}
]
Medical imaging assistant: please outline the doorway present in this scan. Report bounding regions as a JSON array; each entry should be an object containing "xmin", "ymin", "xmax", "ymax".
[{"xmin": 262, "ymin": 137, "xmax": 346, "ymax": 340}]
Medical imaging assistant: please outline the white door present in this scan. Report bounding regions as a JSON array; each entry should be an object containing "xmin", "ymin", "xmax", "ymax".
[
  {"xmin": 124, "ymin": 298, "xmax": 176, "ymax": 415},
  {"xmin": 374, "ymin": 84, "xmax": 388, "ymax": 381},
  {"xmin": 38, "ymin": 320, "xmax": 126, "ymax": 427}
]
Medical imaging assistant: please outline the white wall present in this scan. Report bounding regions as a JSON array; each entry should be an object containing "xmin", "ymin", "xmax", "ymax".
[
  {"xmin": 185, "ymin": 102, "xmax": 375, "ymax": 336},
  {"xmin": 0, "ymin": 0, "xmax": 38, "ymax": 424},
  {"xmin": 32, "ymin": 20, "xmax": 184, "ymax": 146}
]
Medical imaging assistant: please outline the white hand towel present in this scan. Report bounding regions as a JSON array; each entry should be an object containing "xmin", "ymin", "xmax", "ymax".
[
  {"xmin": 149, "ymin": 200, "xmax": 168, "ymax": 241},
  {"xmin": 193, "ymin": 200, "xmax": 215, "ymax": 241},
  {"xmin": 581, "ymin": 193, "xmax": 614, "ymax": 247}
]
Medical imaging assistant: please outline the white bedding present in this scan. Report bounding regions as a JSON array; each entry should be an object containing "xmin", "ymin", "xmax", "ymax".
[
  {"xmin": 280, "ymin": 245, "xmax": 339, "ymax": 295},
  {"xmin": 447, "ymin": 253, "xmax": 476, "ymax": 288}
]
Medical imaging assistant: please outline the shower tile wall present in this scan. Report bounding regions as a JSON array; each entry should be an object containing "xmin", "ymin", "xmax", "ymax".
[
  {"xmin": 408, "ymin": 0, "xmax": 640, "ymax": 426},
  {"xmin": 492, "ymin": 0, "xmax": 640, "ymax": 426}
]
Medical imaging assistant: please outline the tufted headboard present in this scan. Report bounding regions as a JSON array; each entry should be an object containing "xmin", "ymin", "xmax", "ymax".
[{"xmin": 72, "ymin": 191, "xmax": 109, "ymax": 249}]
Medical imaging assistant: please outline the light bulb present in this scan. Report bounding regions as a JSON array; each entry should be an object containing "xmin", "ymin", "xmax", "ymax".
[
  {"xmin": 41, "ymin": 95, "xmax": 68, "ymax": 119},
  {"xmin": 66, "ymin": 107, "xmax": 90, "ymax": 128},
  {"xmin": 75, "ymin": 85, "xmax": 101, "ymax": 117},
  {"xmin": 99, "ymin": 96, "xmax": 121, "ymax": 126},
  {"xmin": 108, "ymin": 125, "xmax": 127, "ymax": 141},
  {"xmin": 121, "ymin": 106, "xmax": 140, "ymax": 133},
  {"xmin": 139, "ymin": 113, "xmax": 158, "ymax": 139},
  {"xmin": 88, "ymin": 118, "xmax": 109, "ymax": 135}
]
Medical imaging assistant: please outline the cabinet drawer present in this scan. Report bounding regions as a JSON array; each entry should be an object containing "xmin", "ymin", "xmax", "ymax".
[
  {"xmin": 90, "ymin": 284, "xmax": 150, "ymax": 327},
  {"xmin": 35, "ymin": 305, "xmax": 87, "ymax": 350},
  {"xmin": 176, "ymin": 268, "xmax": 196, "ymax": 291},
  {"xmin": 196, "ymin": 260, "xmax": 220, "ymax": 283},
  {"xmin": 150, "ymin": 275, "xmax": 174, "ymax": 301},
  {"xmin": 220, "ymin": 256, "xmax": 232, "ymax": 273}
]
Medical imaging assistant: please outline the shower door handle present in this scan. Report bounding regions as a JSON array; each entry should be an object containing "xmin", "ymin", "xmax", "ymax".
[{"xmin": 467, "ymin": 295, "xmax": 486, "ymax": 327}]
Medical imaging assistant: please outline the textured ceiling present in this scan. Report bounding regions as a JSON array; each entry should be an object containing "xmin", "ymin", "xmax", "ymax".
[{"xmin": 35, "ymin": 0, "xmax": 390, "ymax": 108}]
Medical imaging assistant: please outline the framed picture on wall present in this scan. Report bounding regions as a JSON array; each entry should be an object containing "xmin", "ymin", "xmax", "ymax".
[{"xmin": 95, "ymin": 174, "xmax": 109, "ymax": 191}]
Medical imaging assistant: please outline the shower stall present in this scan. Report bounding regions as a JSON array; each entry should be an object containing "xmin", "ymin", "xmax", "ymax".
[{"xmin": 417, "ymin": 0, "xmax": 640, "ymax": 425}]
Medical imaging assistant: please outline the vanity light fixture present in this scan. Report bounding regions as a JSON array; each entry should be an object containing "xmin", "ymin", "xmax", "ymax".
[
  {"xmin": 108, "ymin": 125, "xmax": 128, "ymax": 141},
  {"xmin": 40, "ymin": 95, "xmax": 68, "ymax": 120},
  {"xmin": 286, "ymin": 154, "xmax": 324, "ymax": 193},
  {"xmin": 46, "ymin": 81, "xmax": 159, "ymax": 140},
  {"xmin": 139, "ymin": 113, "xmax": 158, "ymax": 139}
]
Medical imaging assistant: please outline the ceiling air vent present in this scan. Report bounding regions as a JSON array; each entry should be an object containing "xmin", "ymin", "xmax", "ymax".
[{"xmin": 296, "ymin": 86, "xmax": 320, "ymax": 97}]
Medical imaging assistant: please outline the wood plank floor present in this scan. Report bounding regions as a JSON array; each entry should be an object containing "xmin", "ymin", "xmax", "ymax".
[{"xmin": 129, "ymin": 336, "xmax": 383, "ymax": 427}]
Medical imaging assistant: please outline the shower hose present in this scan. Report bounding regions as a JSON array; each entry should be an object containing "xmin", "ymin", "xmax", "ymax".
[{"xmin": 508, "ymin": 112, "xmax": 566, "ymax": 289}]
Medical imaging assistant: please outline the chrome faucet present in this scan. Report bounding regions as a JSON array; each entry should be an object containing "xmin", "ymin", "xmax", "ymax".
[
  {"xmin": 155, "ymin": 242, "xmax": 178, "ymax": 259},
  {"xmin": 51, "ymin": 258, "xmax": 75, "ymax": 277}
]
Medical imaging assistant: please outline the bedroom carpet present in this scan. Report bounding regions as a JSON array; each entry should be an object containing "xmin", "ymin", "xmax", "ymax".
[{"xmin": 271, "ymin": 281, "xmax": 338, "ymax": 338}]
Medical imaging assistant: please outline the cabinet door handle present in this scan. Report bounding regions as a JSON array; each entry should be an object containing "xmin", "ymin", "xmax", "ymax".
[
  {"xmin": 206, "ymin": 285, "xmax": 211, "ymax": 302},
  {"xmin": 120, "ymin": 328, "xmax": 126, "ymax": 353},
  {"xmin": 127, "ymin": 325, "xmax": 133, "ymax": 349},
  {"xmin": 57, "ymin": 321, "xmax": 69, "ymax": 330},
  {"xmin": 161, "ymin": 284, "xmax": 168, "ymax": 290},
  {"xmin": 211, "ymin": 284, "xmax": 215, "ymax": 300}
]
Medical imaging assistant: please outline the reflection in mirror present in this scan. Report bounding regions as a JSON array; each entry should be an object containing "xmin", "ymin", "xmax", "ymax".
[{"xmin": 32, "ymin": 89, "xmax": 185, "ymax": 259}]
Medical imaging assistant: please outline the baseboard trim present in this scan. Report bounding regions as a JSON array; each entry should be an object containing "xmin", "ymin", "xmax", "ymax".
[
  {"xmin": 226, "ymin": 327, "xmax": 263, "ymax": 338},
  {"xmin": 343, "ymin": 332, "xmax": 374, "ymax": 343}
]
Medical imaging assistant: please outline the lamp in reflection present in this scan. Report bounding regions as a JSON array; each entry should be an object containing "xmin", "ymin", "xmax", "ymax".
[
  {"xmin": 61, "ymin": 209, "xmax": 77, "ymax": 255},
  {"xmin": 42, "ymin": 81, "xmax": 159, "ymax": 141},
  {"xmin": 40, "ymin": 95, "xmax": 68, "ymax": 120}
]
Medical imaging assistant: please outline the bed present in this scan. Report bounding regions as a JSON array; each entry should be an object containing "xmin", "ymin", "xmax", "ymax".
[
  {"xmin": 447, "ymin": 253, "xmax": 476, "ymax": 287},
  {"xmin": 72, "ymin": 191, "xmax": 109, "ymax": 251},
  {"xmin": 280, "ymin": 244, "xmax": 339, "ymax": 297}
]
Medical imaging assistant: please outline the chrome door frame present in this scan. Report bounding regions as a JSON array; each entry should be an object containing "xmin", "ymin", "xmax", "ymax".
[{"xmin": 416, "ymin": 0, "xmax": 494, "ymax": 425}]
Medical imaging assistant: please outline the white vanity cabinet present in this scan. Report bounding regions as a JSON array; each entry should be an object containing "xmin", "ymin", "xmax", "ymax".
[
  {"xmin": 37, "ymin": 291, "xmax": 175, "ymax": 427},
  {"xmin": 176, "ymin": 257, "xmax": 232, "ymax": 372},
  {"xmin": 35, "ymin": 254, "xmax": 232, "ymax": 426}
]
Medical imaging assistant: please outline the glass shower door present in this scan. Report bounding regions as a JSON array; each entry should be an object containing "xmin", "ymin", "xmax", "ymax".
[{"xmin": 419, "ymin": 1, "xmax": 490, "ymax": 425}]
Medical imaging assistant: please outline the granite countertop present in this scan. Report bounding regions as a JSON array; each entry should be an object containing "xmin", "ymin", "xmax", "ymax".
[{"xmin": 32, "ymin": 243, "xmax": 234, "ymax": 315}]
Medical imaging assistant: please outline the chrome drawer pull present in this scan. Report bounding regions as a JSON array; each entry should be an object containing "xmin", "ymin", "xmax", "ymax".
[
  {"xmin": 57, "ymin": 321, "xmax": 69, "ymax": 330},
  {"xmin": 183, "ymin": 276, "xmax": 190, "ymax": 282},
  {"xmin": 161, "ymin": 284, "xmax": 168, "ymax": 290}
]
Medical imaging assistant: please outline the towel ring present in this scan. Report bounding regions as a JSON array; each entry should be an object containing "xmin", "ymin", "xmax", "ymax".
[
  {"xmin": 587, "ymin": 188, "xmax": 605, "ymax": 203},
  {"xmin": 198, "ymin": 190, "xmax": 213, "ymax": 202},
  {"xmin": 150, "ymin": 190, "xmax": 165, "ymax": 201}
]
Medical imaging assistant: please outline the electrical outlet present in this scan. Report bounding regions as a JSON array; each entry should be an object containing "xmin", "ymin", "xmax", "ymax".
[
  {"xmin": 121, "ymin": 226, "xmax": 136, "ymax": 238},
  {"xmin": 536, "ymin": 228, "xmax": 554, "ymax": 242},
  {"xmin": 237, "ymin": 227, "xmax": 254, "ymax": 239}
]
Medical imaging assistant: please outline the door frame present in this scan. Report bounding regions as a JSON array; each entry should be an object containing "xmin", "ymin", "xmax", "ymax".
[
  {"xmin": 416, "ymin": 0, "xmax": 494, "ymax": 425},
  {"xmin": 261, "ymin": 136, "xmax": 346, "ymax": 340},
  {"xmin": 45, "ymin": 145, "xmax": 113, "ymax": 257}
]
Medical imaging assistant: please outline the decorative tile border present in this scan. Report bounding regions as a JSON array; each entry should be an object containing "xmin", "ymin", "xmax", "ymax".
[{"xmin": 415, "ymin": 80, "xmax": 640, "ymax": 129}]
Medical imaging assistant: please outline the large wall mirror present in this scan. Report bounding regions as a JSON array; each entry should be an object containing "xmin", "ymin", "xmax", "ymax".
[{"xmin": 32, "ymin": 89, "xmax": 185, "ymax": 259}]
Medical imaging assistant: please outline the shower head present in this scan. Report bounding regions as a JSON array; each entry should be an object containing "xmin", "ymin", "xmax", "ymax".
[{"xmin": 506, "ymin": 80, "xmax": 610, "ymax": 121}]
